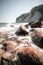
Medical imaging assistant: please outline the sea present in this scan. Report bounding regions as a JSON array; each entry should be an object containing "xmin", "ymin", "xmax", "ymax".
[
  {"xmin": 0, "ymin": 23, "xmax": 28, "ymax": 27},
  {"xmin": 0, "ymin": 23, "xmax": 19, "ymax": 27},
  {"xmin": 0, "ymin": 23, "xmax": 8, "ymax": 27}
]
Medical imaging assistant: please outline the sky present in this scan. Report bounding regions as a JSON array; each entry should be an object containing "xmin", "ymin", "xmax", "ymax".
[{"xmin": 0, "ymin": 0, "xmax": 43, "ymax": 23}]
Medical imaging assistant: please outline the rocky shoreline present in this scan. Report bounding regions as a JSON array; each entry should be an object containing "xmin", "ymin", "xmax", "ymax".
[{"xmin": 0, "ymin": 4, "xmax": 43, "ymax": 65}]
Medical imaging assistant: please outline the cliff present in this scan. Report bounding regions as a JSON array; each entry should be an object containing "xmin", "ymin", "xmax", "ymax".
[{"xmin": 16, "ymin": 4, "xmax": 43, "ymax": 23}]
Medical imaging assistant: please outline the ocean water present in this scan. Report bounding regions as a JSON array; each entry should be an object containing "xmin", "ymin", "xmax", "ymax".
[{"xmin": 0, "ymin": 23, "xmax": 8, "ymax": 27}]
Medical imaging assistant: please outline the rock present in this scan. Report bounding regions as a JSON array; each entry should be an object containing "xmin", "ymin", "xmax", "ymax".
[
  {"xmin": 3, "ymin": 41, "xmax": 18, "ymax": 51},
  {"xmin": 16, "ymin": 46, "xmax": 43, "ymax": 65}
]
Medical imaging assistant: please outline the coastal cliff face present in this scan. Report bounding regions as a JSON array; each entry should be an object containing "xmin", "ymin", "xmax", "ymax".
[{"xmin": 16, "ymin": 5, "xmax": 43, "ymax": 23}]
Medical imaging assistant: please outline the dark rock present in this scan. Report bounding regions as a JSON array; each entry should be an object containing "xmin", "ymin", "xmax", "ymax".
[
  {"xmin": 15, "ymin": 26, "xmax": 28, "ymax": 36},
  {"xmin": 32, "ymin": 37, "xmax": 43, "ymax": 49}
]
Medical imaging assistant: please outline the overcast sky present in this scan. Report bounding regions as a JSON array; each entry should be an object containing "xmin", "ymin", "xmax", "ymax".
[{"xmin": 0, "ymin": 0, "xmax": 43, "ymax": 23}]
